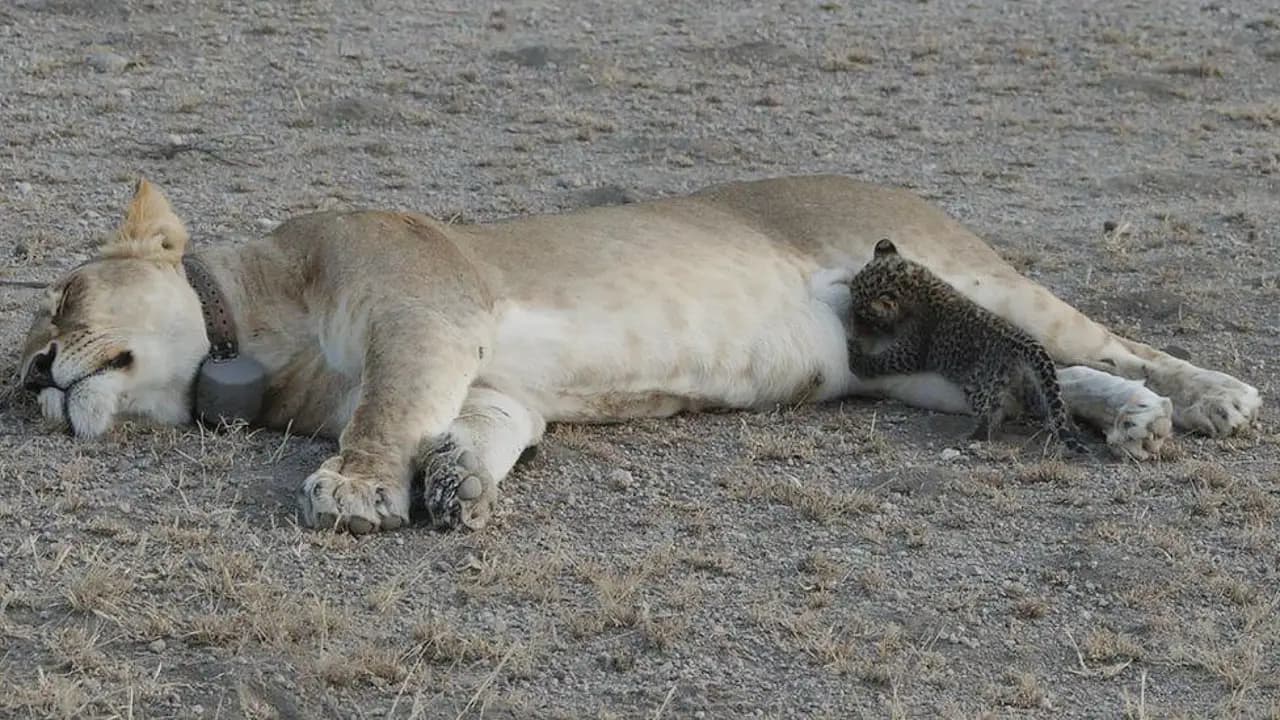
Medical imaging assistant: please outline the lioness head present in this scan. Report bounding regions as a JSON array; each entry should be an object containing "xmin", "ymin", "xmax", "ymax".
[{"xmin": 19, "ymin": 179, "xmax": 210, "ymax": 437}]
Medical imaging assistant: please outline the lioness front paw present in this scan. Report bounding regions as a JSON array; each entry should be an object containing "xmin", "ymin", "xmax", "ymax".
[
  {"xmin": 417, "ymin": 439, "xmax": 497, "ymax": 531},
  {"xmin": 1170, "ymin": 370, "xmax": 1261, "ymax": 437},
  {"xmin": 297, "ymin": 456, "xmax": 410, "ymax": 534},
  {"xmin": 1106, "ymin": 391, "xmax": 1172, "ymax": 460}
]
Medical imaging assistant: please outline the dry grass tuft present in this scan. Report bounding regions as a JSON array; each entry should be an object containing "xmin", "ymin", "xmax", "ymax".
[
  {"xmin": 1170, "ymin": 634, "xmax": 1267, "ymax": 701},
  {"xmin": 723, "ymin": 467, "xmax": 879, "ymax": 523},
  {"xmin": 0, "ymin": 671, "xmax": 92, "ymax": 719},
  {"xmin": 411, "ymin": 616, "xmax": 501, "ymax": 664},
  {"xmin": 1145, "ymin": 525, "xmax": 1191, "ymax": 560},
  {"xmin": 1014, "ymin": 597, "xmax": 1049, "ymax": 620},
  {"xmin": 562, "ymin": 550, "xmax": 693, "ymax": 653},
  {"xmin": 187, "ymin": 611, "xmax": 247, "ymax": 647},
  {"xmin": 312, "ymin": 652, "xmax": 362, "ymax": 687},
  {"xmin": 64, "ymin": 560, "xmax": 134, "ymax": 619},
  {"xmin": 799, "ymin": 550, "xmax": 847, "ymax": 592},
  {"xmin": 819, "ymin": 48, "xmax": 877, "ymax": 72},
  {"xmin": 50, "ymin": 626, "xmax": 107, "ymax": 672},
  {"xmin": 1219, "ymin": 103, "xmax": 1280, "ymax": 129},
  {"xmin": 752, "ymin": 601, "xmax": 909, "ymax": 680},
  {"xmin": 463, "ymin": 545, "xmax": 569, "ymax": 603},
  {"xmin": 999, "ymin": 670, "xmax": 1048, "ymax": 709},
  {"xmin": 1209, "ymin": 574, "xmax": 1258, "ymax": 607},
  {"xmin": 1084, "ymin": 627, "xmax": 1144, "ymax": 662},
  {"xmin": 1161, "ymin": 61, "xmax": 1224, "ymax": 78},
  {"xmin": 1017, "ymin": 460, "xmax": 1084, "ymax": 485},
  {"xmin": 548, "ymin": 425, "xmax": 623, "ymax": 462},
  {"xmin": 1181, "ymin": 460, "xmax": 1233, "ymax": 488},
  {"xmin": 741, "ymin": 423, "xmax": 818, "ymax": 462}
]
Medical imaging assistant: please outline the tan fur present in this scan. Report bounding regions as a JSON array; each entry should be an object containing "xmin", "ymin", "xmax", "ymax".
[
  {"xmin": 18, "ymin": 175, "xmax": 1261, "ymax": 532},
  {"xmin": 101, "ymin": 179, "xmax": 190, "ymax": 265}
]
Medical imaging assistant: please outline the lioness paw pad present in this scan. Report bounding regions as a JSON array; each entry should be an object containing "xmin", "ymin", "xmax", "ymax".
[
  {"xmin": 297, "ymin": 456, "xmax": 409, "ymax": 534},
  {"xmin": 417, "ymin": 440, "xmax": 497, "ymax": 532},
  {"xmin": 1106, "ymin": 393, "xmax": 1172, "ymax": 460}
]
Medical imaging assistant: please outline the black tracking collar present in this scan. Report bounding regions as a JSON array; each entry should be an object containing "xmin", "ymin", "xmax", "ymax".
[{"xmin": 182, "ymin": 255, "xmax": 267, "ymax": 427}]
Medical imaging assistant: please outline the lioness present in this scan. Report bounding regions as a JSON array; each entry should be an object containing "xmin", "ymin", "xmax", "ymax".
[{"xmin": 18, "ymin": 176, "xmax": 1260, "ymax": 533}]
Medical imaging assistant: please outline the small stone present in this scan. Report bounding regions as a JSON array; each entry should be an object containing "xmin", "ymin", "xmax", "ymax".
[
  {"xmin": 149, "ymin": 639, "xmax": 166, "ymax": 653},
  {"xmin": 256, "ymin": 218, "xmax": 277, "ymax": 229},
  {"xmin": 607, "ymin": 469, "xmax": 633, "ymax": 491},
  {"xmin": 573, "ymin": 184, "xmax": 640, "ymax": 208},
  {"xmin": 1103, "ymin": 220, "xmax": 1118, "ymax": 233},
  {"xmin": 1002, "ymin": 581, "xmax": 1027, "ymax": 598},
  {"xmin": 494, "ymin": 44, "xmax": 578, "ymax": 69},
  {"xmin": 85, "ymin": 48, "xmax": 129, "ymax": 74},
  {"xmin": 15, "ymin": 181, "xmax": 33, "ymax": 196},
  {"xmin": 940, "ymin": 448, "xmax": 962, "ymax": 461},
  {"xmin": 338, "ymin": 41, "xmax": 368, "ymax": 59}
]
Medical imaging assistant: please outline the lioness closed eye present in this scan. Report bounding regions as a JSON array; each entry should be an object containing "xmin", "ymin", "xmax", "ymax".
[{"xmin": 18, "ymin": 176, "xmax": 1260, "ymax": 533}]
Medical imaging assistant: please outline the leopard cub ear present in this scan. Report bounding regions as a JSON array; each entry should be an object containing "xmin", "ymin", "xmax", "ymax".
[
  {"xmin": 873, "ymin": 238, "xmax": 898, "ymax": 258},
  {"xmin": 870, "ymin": 294, "xmax": 898, "ymax": 317}
]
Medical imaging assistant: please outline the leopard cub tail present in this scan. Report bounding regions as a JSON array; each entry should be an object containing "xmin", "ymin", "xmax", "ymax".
[{"xmin": 1020, "ymin": 342, "xmax": 1091, "ymax": 457}]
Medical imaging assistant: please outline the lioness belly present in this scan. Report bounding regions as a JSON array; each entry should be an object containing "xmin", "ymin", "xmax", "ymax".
[{"xmin": 479, "ymin": 272, "xmax": 857, "ymax": 423}]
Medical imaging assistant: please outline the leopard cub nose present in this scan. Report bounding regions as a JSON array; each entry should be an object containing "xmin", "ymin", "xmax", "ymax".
[{"xmin": 23, "ymin": 346, "xmax": 56, "ymax": 391}]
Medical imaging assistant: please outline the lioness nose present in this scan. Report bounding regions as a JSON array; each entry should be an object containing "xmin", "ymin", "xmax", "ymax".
[{"xmin": 23, "ymin": 347, "xmax": 56, "ymax": 391}]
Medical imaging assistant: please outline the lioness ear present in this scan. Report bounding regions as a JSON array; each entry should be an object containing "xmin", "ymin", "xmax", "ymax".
[
  {"xmin": 101, "ymin": 177, "xmax": 189, "ymax": 264},
  {"xmin": 873, "ymin": 238, "xmax": 898, "ymax": 258}
]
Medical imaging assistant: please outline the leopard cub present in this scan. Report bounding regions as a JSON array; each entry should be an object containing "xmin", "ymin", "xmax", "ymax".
[{"xmin": 845, "ymin": 239, "xmax": 1089, "ymax": 455}]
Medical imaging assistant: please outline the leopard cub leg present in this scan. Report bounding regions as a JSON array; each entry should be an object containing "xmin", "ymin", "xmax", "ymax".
[{"xmin": 965, "ymin": 384, "xmax": 1006, "ymax": 443}]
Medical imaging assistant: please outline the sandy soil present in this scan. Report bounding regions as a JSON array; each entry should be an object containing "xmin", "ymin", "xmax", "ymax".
[{"xmin": 1, "ymin": 1, "xmax": 1278, "ymax": 718}]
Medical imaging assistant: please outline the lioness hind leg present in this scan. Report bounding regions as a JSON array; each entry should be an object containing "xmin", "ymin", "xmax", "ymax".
[
  {"xmin": 947, "ymin": 267, "xmax": 1257, "ymax": 442},
  {"xmin": 415, "ymin": 386, "xmax": 546, "ymax": 531}
]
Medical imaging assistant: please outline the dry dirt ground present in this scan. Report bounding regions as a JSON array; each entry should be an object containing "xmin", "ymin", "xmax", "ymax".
[{"xmin": 1, "ymin": 0, "xmax": 1279, "ymax": 718}]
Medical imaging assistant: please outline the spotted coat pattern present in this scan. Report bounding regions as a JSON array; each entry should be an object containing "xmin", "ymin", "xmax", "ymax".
[{"xmin": 846, "ymin": 240, "xmax": 1088, "ymax": 454}]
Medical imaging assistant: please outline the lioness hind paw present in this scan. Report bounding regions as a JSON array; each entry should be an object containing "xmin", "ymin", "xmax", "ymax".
[{"xmin": 415, "ymin": 437, "xmax": 497, "ymax": 531}]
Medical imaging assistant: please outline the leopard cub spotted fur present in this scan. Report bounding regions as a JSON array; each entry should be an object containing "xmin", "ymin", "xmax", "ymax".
[{"xmin": 845, "ymin": 239, "xmax": 1089, "ymax": 454}]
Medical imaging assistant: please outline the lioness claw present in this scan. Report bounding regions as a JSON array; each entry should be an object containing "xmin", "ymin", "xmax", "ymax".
[{"xmin": 297, "ymin": 456, "xmax": 410, "ymax": 534}]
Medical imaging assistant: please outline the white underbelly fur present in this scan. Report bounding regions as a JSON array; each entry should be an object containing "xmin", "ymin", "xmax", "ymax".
[
  {"xmin": 480, "ymin": 268, "xmax": 860, "ymax": 422},
  {"xmin": 855, "ymin": 373, "xmax": 972, "ymax": 415}
]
